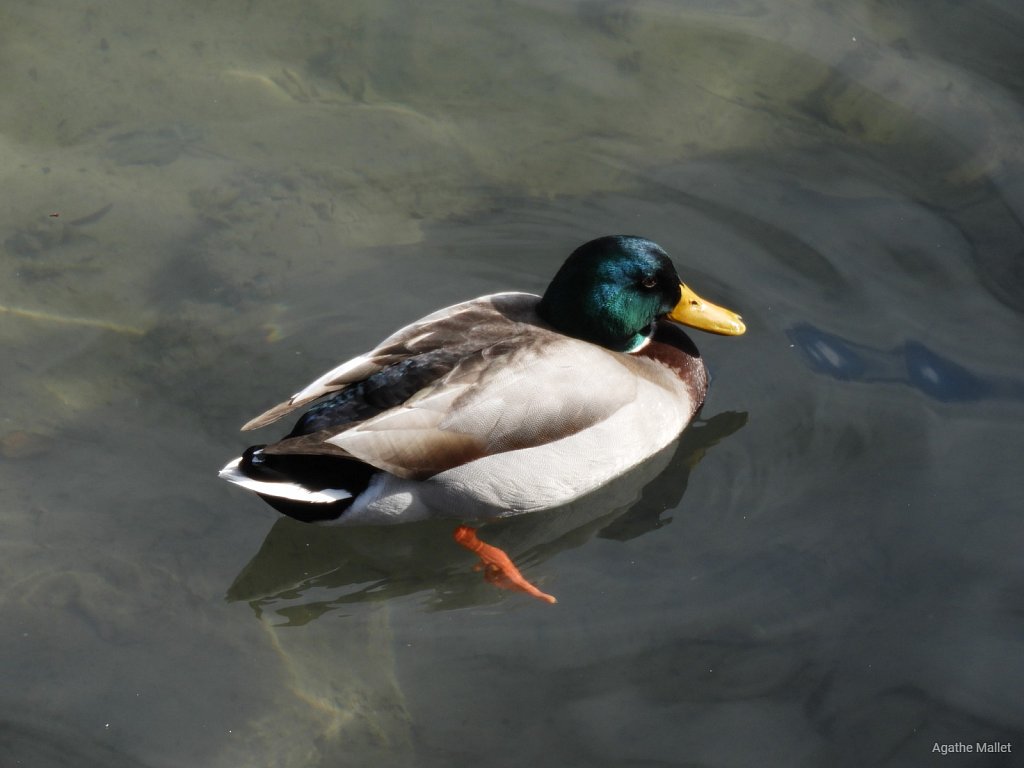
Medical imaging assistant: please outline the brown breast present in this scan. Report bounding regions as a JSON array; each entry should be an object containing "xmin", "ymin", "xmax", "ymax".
[{"xmin": 633, "ymin": 321, "xmax": 709, "ymax": 411}]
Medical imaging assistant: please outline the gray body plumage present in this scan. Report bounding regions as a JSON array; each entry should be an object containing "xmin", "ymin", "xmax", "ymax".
[{"xmin": 220, "ymin": 292, "xmax": 708, "ymax": 524}]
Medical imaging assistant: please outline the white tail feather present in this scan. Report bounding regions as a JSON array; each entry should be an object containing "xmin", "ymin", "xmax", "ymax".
[{"xmin": 218, "ymin": 457, "xmax": 352, "ymax": 504}]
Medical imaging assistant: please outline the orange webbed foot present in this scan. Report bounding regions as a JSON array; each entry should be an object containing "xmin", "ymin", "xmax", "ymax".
[{"xmin": 453, "ymin": 525, "xmax": 557, "ymax": 604}]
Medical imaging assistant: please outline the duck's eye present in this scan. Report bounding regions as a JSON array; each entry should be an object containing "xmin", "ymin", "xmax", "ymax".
[{"xmin": 641, "ymin": 276, "xmax": 657, "ymax": 289}]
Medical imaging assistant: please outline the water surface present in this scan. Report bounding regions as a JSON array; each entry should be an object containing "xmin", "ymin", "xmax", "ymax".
[{"xmin": 1, "ymin": 1, "xmax": 1022, "ymax": 766}]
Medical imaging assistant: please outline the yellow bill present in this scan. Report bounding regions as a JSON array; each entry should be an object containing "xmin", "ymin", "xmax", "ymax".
[{"xmin": 667, "ymin": 283, "xmax": 746, "ymax": 336}]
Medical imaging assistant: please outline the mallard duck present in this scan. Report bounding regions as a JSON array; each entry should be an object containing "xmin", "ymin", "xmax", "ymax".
[{"xmin": 220, "ymin": 235, "xmax": 744, "ymax": 602}]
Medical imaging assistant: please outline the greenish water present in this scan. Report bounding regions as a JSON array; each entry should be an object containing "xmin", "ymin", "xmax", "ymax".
[{"xmin": 2, "ymin": 1, "xmax": 1023, "ymax": 766}]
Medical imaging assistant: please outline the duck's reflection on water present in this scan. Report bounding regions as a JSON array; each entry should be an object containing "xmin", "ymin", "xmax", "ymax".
[
  {"xmin": 227, "ymin": 410, "xmax": 747, "ymax": 622},
  {"xmin": 787, "ymin": 323, "xmax": 1024, "ymax": 403}
]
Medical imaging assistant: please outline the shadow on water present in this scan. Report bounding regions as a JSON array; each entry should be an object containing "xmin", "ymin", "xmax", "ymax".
[
  {"xmin": 787, "ymin": 322, "xmax": 1024, "ymax": 402},
  {"xmin": 227, "ymin": 410, "xmax": 747, "ymax": 623}
]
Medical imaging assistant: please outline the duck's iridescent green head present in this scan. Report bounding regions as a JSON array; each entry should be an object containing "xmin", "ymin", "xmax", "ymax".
[{"xmin": 537, "ymin": 235, "xmax": 745, "ymax": 352}]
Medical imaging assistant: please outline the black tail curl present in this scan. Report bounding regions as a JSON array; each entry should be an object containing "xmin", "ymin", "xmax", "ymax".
[{"xmin": 240, "ymin": 445, "xmax": 376, "ymax": 523}]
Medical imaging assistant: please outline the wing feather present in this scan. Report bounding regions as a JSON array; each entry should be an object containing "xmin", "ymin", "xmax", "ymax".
[
  {"xmin": 328, "ymin": 337, "xmax": 643, "ymax": 480},
  {"xmin": 241, "ymin": 292, "xmax": 537, "ymax": 431}
]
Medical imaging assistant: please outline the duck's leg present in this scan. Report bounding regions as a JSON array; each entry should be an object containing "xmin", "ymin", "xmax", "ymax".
[{"xmin": 453, "ymin": 526, "xmax": 557, "ymax": 604}]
